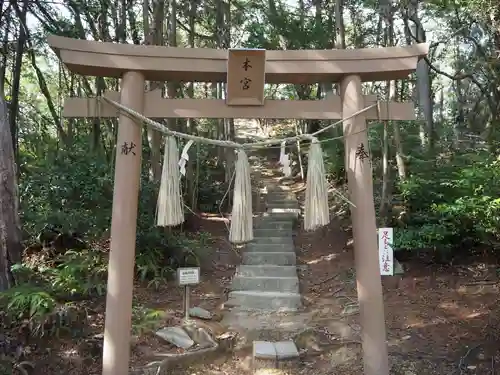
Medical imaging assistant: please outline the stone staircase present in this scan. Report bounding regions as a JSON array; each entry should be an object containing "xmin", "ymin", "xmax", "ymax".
[{"xmin": 227, "ymin": 186, "xmax": 303, "ymax": 311}]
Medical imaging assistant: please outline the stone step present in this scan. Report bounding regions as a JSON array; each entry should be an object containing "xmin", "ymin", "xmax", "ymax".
[
  {"xmin": 260, "ymin": 212, "xmax": 299, "ymax": 221},
  {"xmin": 266, "ymin": 194, "xmax": 297, "ymax": 200},
  {"xmin": 267, "ymin": 208, "xmax": 301, "ymax": 216},
  {"xmin": 245, "ymin": 243, "xmax": 295, "ymax": 253},
  {"xmin": 236, "ymin": 265, "xmax": 297, "ymax": 278},
  {"xmin": 266, "ymin": 200, "xmax": 297, "ymax": 206},
  {"xmin": 267, "ymin": 195, "xmax": 298, "ymax": 200},
  {"xmin": 253, "ymin": 222, "xmax": 294, "ymax": 232},
  {"xmin": 266, "ymin": 202, "xmax": 299, "ymax": 209},
  {"xmin": 253, "ymin": 341, "xmax": 300, "ymax": 373},
  {"xmin": 253, "ymin": 228, "xmax": 293, "ymax": 237},
  {"xmin": 242, "ymin": 252, "xmax": 296, "ymax": 266},
  {"xmin": 266, "ymin": 187, "xmax": 293, "ymax": 192},
  {"xmin": 226, "ymin": 291, "xmax": 302, "ymax": 311},
  {"xmin": 266, "ymin": 199, "xmax": 296, "ymax": 203},
  {"xmin": 255, "ymin": 216, "xmax": 295, "ymax": 225},
  {"xmin": 231, "ymin": 276, "xmax": 299, "ymax": 293},
  {"xmin": 221, "ymin": 308, "xmax": 308, "ymax": 342},
  {"xmin": 266, "ymin": 191, "xmax": 296, "ymax": 197},
  {"xmin": 252, "ymin": 237, "xmax": 294, "ymax": 246},
  {"xmin": 253, "ymin": 217, "xmax": 294, "ymax": 230}
]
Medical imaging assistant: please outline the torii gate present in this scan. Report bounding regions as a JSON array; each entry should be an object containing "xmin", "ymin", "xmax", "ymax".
[{"xmin": 47, "ymin": 35, "xmax": 428, "ymax": 375}]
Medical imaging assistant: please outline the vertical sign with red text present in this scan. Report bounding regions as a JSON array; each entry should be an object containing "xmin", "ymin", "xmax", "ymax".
[{"xmin": 378, "ymin": 227, "xmax": 394, "ymax": 275}]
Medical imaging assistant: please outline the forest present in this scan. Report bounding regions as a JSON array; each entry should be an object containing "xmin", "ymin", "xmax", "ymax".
[{"xmin": 0, "ymin": 0, "xmax": 499, "ymax": 374}]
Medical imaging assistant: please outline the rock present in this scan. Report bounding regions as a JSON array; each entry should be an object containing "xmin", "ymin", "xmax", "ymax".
[
  {"xmin": 130, "ymin": 363, "xmax": 162, "ymax": 375},
  {"xmin": 133, "ymin": 344, "xmax": 156, "ymax": 357},
  {"xmin": 253, "ymin": 341, "xmax": 277, "ymax": 372},
  {"xmin": 275, "ymin": 341, "xmax": 300, "ymax": 370},
  {"xmin": 189, "ymin": 319, "xmax": 226, "ymax": 337},
  {"xmin": 341, "ymin": 302, "xmax": 359, "ymax": 316},
  {"xmin": 394, "ymin": 259, "xmax": 404, "ymax": 275},
  {"xmin": 155, "ymin": 327, "xmax": 194, "ymax": 349},
  {"xmin": 294, "ymin": 328, "xmax": 322, "ymax": 353},
  {"xmin": 294, "ymin": 327, "xmax": 338, "ymax": 354},
  {"xmin": 253, "ymin": 341, "xmax": 277, "ymax": 359},
  {"xmin": 183, "ymin": 325, "xmax": 216, "ymax": 349},
  {"xmin": 296, "ymin": 265, "xmax": 308, "ymax": 273},
  {"xmin": 216, "ymin": 331, "xmax": 239, "ymax": 352},
  {"xmin": 189, "ymin": 306, "xmax": 212, "ymax": 320},
  {"xmin": 275, "ymin": 341, "xmax": 299, "ymax": 360}
]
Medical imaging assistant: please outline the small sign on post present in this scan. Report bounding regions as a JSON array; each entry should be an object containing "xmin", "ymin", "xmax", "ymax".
[
  {"xmin": 226, "ymin": 49, "xmax": 266, "ymax": 106},
  {"xmin": 378, "ymin": 228, "xmax": 394, "ymax": 275},
  {"xmin": 176, "ymin": 267, "xmax": 200, "ymax": 321}
]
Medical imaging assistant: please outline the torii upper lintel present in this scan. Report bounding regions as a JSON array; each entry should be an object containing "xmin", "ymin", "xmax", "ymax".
[{"xmin": 47, "ymin": 34, "xmax": 428, "ymax": 84}]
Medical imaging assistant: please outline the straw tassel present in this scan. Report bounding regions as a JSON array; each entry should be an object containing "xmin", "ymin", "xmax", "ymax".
[
  {"xmin": 156, "ymin": 136, "xmax": 184, "ymax": 227},
  {"xmin": 229, "ymin": 148, "xmax": 253, "ymax": 244},
  {"xmin": 304, "ymin": 137, "xmax": 329, "ymax": 231},
  {"xmin": 279, "ymin": 141, "xmax": 292, "ymax": 178}
]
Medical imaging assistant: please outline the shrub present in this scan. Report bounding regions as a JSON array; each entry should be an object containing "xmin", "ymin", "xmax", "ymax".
[{"xmin": 394, "ymin": 152, "xmax": 500, "ymax": 254}]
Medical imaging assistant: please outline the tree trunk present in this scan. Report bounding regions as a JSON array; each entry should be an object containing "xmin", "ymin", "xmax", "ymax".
[
  {"xmin": 166, "ymin": 0, "xmax": 178, "ymax": 133},
  {"xmin": 382, "ymin": 1, "xmax": 407, "ymax": 181},
  {"xmin": 378, "ymin": 1, "xmax": 394, "ymax": 225},
  {"xmin": 216, "ymin": 0, "xmax": 235, "ymax": 184},
  {"xmin": 9, "ymin": 0, "xmax": 28, "ymax": 162},
  {"xmin": 335, "ymin": 0, "xmax": 346, "ymax": 50},
  {"xmin": 0, "ymin": 85, "xmax": 22, "ymax": 291},
  {"xmin": 406, "ymin": 0, "xmax": 434, "ymax": 150},
  {"xmin": 145, "ymin": 0, "xmax": 166, "ymax": 182},
  {"xmin": 186, "ymin": 0, "xmax": 199, "ymax": 210},
  {"xmin": 392, "ymin": 117, "xmax": 407, "ymax": 180}
]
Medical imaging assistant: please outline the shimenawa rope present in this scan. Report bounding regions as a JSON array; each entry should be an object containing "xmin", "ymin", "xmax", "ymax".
[{"xmin": 102, "ymin": 96, "xmax": 379, "ymax": 243}]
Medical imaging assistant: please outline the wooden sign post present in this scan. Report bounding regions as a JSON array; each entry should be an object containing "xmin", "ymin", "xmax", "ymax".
[
  {"xmin": 226, "ymin": 49, "xmax": 266, "ymax": 106},
  {"xmin": 378, "ymin": 228, "xmax": 394, "ymax": 275},
  {"xmin": 176, "ymin": 267, "xmax": 201, "ymax": 321}
]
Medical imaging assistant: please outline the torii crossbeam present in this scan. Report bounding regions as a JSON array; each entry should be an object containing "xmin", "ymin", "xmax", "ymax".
[
  {"xmin": 63, "ymin": 90, "xmax": 415, "ymax": 121},
  {"xmin": 47, "ymin": 34, "xmax": 428, "ymax": 375}
]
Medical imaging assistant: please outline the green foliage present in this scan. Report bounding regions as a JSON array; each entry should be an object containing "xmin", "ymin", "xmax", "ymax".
[
  {"xmin": 131, "ymin": 305, "xmax": 166, "ymax": 336},
  {"xmin": 321, "ymin": 138, "xmax": 345, "ymax": 182},
  {"xmin": 20, "ymin": 138, "xmax": 226, "ymax": 240},
  {"xmin": 8, "ymin": 131, "xmax": 218, "ymax": 339},
  {"xmin": 19, "ymin": 140, "xmax": 114, "ymax": 238},
  {"xmin": 0, "ymin": 248, "xmax": 107, "ymax": 337},
  {"xmin": 4, "ymin": 135, "xmax": 217, "ymax": 339},
  {"xmin": 12, "ymin": 249, "xmax": 108, "ymax": 299},
  {"xmin": 0, "ymin": 283, "xmax": 87, "ymax": 338},
  {"xmin": 394, "ymin": 152, "xmax": 500, "ymax": 252},
  {"xmin": 135, "ymin": 247, "xmax": 174, "ymax": 289},
  {"xmin": 0, "ymin": 286, "xmax": 56, "ymax": 320},
  {"xmin": 0, "ymin": 228, "xmax": 210, "ymax": 338},
  {"xmin": 49, "ymin": 250, "xmax": 108, "ymax": 297}
]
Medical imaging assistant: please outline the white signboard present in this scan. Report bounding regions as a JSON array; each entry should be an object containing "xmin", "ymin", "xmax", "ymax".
[
  {"xmin": 177, "ymin": 267, "xmax": 200, "ymax": 286},
  {"xmin": 378, "ymin": 227, "xmax": 394, "ymax": 275}
]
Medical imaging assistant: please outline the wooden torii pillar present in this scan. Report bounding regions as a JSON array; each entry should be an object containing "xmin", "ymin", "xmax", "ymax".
[{"xmin": 47, "ymin": 34, "xmax": 428, "ymax": 375}]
